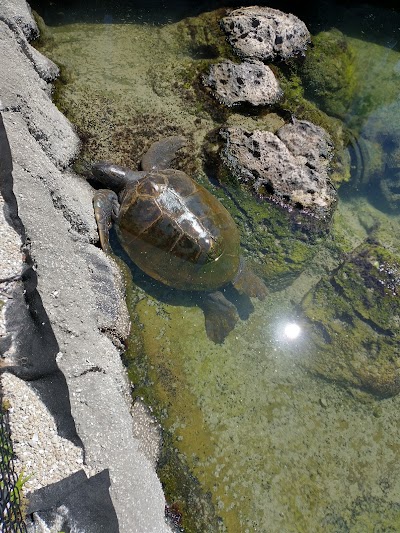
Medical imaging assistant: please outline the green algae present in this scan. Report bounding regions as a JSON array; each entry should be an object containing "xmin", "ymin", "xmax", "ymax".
[
  {"xmin": 301, "ymin": 29, "xmax": 358, "ymax": 119},
  {"xmin": 345, "ymin": 36, "xmax": 400, "ymax": 133},
  {"xmin": 208, "ymin": 183, "xmax": 322, "ymax": 288},
  {"xmin": 298, "ymin": 28, "xmax": 400, "ymax": 133},
  {"xmin": 132, "ymin": 286, "xmax": 400, "ymax": 531}
]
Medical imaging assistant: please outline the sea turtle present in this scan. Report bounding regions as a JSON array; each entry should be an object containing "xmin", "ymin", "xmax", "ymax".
[{"xmin": 92, "ymin": 136, "xmax": 267, "ymax": 343}]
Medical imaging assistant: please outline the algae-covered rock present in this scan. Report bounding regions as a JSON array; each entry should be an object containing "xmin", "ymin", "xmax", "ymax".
[
  {"xmin": 344, "ymin": 100, "xmax": 400, "ymax": 211},
  {"xmin": 300, "ymin": 241, "xmax": 400, "ymax": 397},
  {"xmin": 301, "ymin": 29, "xmax": 357, "ymax": 119},
  {"xmin": 208, "ymin": 182, "xmax": 321, "ymax": 288},
  {"xmin": 172, "ymin": 8, "xmax": 232, "ymax": 60},
  {"xmin": 220, "ymin": 6, "xmax": 310, "ymax": 61}
]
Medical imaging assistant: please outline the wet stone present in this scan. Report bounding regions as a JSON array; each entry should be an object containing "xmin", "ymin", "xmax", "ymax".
[
  {"xmin": 220, "ymin": 6, "xmax": 310, "ymax": 61},
  {"xmin": 202, "ymin": 59, "xmax": 282, "ymax": 107}
]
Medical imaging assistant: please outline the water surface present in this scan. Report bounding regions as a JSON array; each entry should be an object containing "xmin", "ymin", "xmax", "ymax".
[{"xmin": 32, "ymin": 1, "xmax": 400, "ymax": 530}]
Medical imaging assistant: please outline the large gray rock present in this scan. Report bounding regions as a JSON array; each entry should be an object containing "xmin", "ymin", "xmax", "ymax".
[
  {"xmin": 220, "ymin": 6, "xmax": 310, "ymax": 61},
  {"xmin": 0, "ymin": 3, "xmax": 172, "ymax": 532},
  {"xmin": 220, "ymin": 120, "xmax": 337, "ymax": 218},
  {"xmin": 203, "ymin": 59, "xmax": 282, "ymax": 107}
]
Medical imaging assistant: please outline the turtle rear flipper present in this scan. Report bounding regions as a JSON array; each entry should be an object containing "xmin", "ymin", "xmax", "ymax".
[
  {"xmin": 199, "ymin": 291, "xmax": 239, "ymax": 343},
  {"xmin": 232, "ymin": 259, "xmax": 268, "ymax": 300}
]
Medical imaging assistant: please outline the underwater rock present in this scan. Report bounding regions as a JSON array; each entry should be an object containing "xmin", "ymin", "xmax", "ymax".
[
  {"xmin": 220, "ymin": 6, "xmax": 310, "ymax": 61},
  {"xmin": 381, "ymin": 158, "xmax": 400, "ymax": 210},
  {"xmin": 220, "ymin": 120, "xmax": 337, "ymax": 219},
  {"xmin": 300, "ymin": 241, "xmax": 400, "ymax": 398},
  {"xmin": 300, "ymin": 29, "xmax": 357, "ymax": 119},
  {"xmin": 202, "ymin": 59, "xmax": 282, "ymax": 107},
  {"xmin": 358, "ymin": 100, "xmax": 400, "ymax": 210}
]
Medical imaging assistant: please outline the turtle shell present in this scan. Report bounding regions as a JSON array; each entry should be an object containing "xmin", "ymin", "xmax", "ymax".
[{"xmin": 117, "ymin": 169, "xmax": 241, "ymax": 291}]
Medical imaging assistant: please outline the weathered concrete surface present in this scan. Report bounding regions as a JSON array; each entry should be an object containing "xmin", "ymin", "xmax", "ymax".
[
  {"xmin": 203, "ymin": 59, "xmax": 282, "ymax": 107},
  {"xmin": 221, "ymin": 6, "xmax": 310, "ymax": 61},
  {"xmin": 0, "ymin": 2, "xmax": 172, "ymax": 532}
]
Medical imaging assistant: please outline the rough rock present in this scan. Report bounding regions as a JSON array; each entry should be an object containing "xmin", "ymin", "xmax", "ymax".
[
  {"xmin": 203, "ymin": 59, "xmax": 282, "ymax": 107},
  {"xmin": 2, "ymin": 372, "xmax": 91, "ymax": 492},
  {"xmin": 0, "ymin": 20, "xmax": 78, "ymax": 167},
  {"xmin": 0, "ymin": 194, "xmax": 23, "ymax": 350},
  {"xmin": 277, "ymin": 119, "xmax": 333, "ymax": 173},
  {"xmin": 300, "ymin": 242, "xmax": 400, "ymax": 398},
  {"xmin": 220, "ymin": 6, "xmax": 310, "ymax": 61},
  {"xmin": 0, "ymin": 0, "xmax": 38, "ymax": 39},
  {"xmin": 220, "ymin": 120, "xmax": 337, "ymax": 218},
  {"xmin": 0, "ymin": 3, "xmax": 172, "ymax": 532}
]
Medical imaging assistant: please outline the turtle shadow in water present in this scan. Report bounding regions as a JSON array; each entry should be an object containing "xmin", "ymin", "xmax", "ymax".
[{"xmin": 109, "ymin": 228, "xmax": 255, "ymax": 327}]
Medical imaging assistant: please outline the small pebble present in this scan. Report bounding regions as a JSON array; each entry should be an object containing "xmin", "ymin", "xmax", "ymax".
[{"xmin": 319, "ymin": 398, "xmax": 328, "ymax": 408}]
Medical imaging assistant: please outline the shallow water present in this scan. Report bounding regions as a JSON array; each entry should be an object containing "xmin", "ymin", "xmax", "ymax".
[{"xmin": 32, "ymin": 1, "xmax": 400, "ymax": 530}]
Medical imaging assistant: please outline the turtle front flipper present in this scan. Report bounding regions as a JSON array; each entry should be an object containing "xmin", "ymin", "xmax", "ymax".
[
  {"xmin": 141, "ymin": 136, "xmax": 187, "ymax": 171},
  {"xmin": 93, "ymin": 189, "xmax": 120, "ymax": 253},
  {"xmin": 232, "ymin": 258, "xmax": 268, "ymax": 300},
  {"xmin": 199, "ymin": 291, "xmax": 239, "ymax": 344}
]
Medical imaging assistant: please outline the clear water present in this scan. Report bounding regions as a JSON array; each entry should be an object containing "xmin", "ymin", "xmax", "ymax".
[{"xmin": 32, "ymin": 1, "xmax": 400, "ymax": 531}]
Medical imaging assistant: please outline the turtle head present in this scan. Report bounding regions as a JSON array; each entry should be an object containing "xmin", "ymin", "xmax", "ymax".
[{"xmin": 92, "ymin": 162, "xmax": 144, "ymax": 193}]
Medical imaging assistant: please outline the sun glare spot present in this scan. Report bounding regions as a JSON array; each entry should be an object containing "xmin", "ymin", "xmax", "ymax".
[{"xmin": 283, "ymin": 322, "xmax": 301, "ymax": 340}]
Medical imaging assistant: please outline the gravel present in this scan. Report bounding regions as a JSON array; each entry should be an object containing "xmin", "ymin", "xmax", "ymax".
[{"xmin": 2, "ymin": 372, "xmax": 93, "ymax": 492}]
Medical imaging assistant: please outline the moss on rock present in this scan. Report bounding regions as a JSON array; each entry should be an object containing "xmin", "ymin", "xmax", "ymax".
[
  {"xmin": 301, "ymin": 29, "xmax": 357, "ymax": 119},
  {"xmin": 300, "ymin": 241, "xmax": 400, "ymax": 397},
  {"xmin": 207, "ymin": 181, "xmax": 323, "ymax": 289}
]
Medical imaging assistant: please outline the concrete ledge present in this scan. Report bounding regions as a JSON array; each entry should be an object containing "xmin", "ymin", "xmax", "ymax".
[{"xmin": 0, "ymin": 2, "xmax": 172, "ymax": 531}]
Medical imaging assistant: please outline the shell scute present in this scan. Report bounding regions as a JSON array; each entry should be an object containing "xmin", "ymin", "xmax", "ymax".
[
  {"xmin": 119, "ymin": 194, "xmax": 162, "ymax": 235},
  {"xmin": 162, "ymin": 169, "xmax": 198, "ymax": 197}
]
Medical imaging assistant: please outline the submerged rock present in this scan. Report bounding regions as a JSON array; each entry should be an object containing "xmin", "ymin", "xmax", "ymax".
[
  {"xmin": 300, "ymin": 29, "xmax": 357, "ymax": 119},
  {"xmin": 202, "ymin": 59, "xmax": 282, "ymax": 107},
  {"xmin": 300, "ymin": 242, "xmax": 400, "ymax": 398},
  {"xmin": 220, "ymin": 6, "xmax": 310, "ymax": 61},
  {"xmin": 220, "ymin": 120, "xmax": 336, "ymax": 219},
  {"xmin": 359, "ymin": 100, "xmax": 400, "ymax": 210}
]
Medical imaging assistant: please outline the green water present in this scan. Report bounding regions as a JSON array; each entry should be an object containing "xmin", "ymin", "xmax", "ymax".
[{"xmin": 32, "ymin": 1, "xmax": 400, "ymax": 531}]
